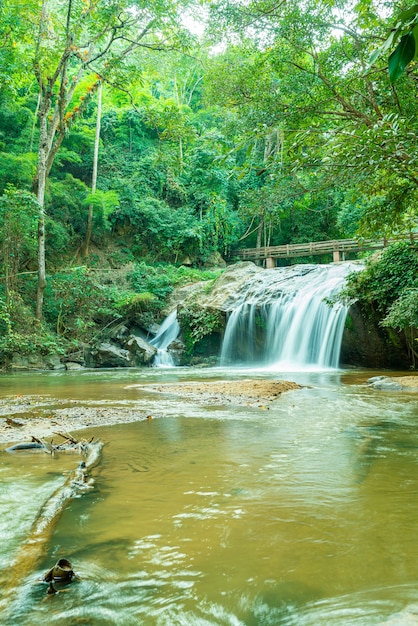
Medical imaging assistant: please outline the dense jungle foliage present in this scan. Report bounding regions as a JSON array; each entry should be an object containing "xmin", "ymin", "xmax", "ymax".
[{"xmin": 0, "ymin": 0, "xmax": 417, "ymax": 364}]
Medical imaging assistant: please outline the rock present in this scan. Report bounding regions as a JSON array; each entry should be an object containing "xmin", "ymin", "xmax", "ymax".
[
  {"xmin": 108, "ymin": 324, "xmax": 130, "ymax": 342},
  {"xmin": 44, "ymin": 355, "xmax": 66, "ymax": 370},
  {"xmin": 165, "ymin": 339, "xmax": 185, "ymax": 365},
  {"xmin": 9, "ymin": 353, "xmax": 65, "ymax": 371},
  {"xmin": 189, "ymin": 262, "xmax": 263, "ymax": 312},
  {"xmin": 340, "ymin": 302, "xmax": 408, "ymax": 369},
  {"xmin": 202, "ymin": 251, "xmax": 227, "ymax": 268},
  {"xmin": 367, "ymin": 376, "xmax": 404, "ymax": 391},
  {"xmin": 125, "ymin": 335, "xmax": 157, "ymax": 365},
  {"xmin": 367, "ymin": 376, "xmax": 387, "ymax": 384},
  {"xmin": 5, "ymin": 417, "xmax": 25, "ymax": 427},
  {"xmin": 85, "ymin": 343, "xmax": 131, "ymax": 368},
  {"xmin": 65, "ymin": 362, "xmax": 85, "ymax": 370}
]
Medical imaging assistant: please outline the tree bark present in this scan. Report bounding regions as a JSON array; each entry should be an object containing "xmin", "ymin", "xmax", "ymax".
[
  {"xmin": 82, "ymin": 80, "xmax": 102, "ymax": 257},
  {"xmin": 35, "ymin": 102, "xmax": 49, "ymax": 320}
]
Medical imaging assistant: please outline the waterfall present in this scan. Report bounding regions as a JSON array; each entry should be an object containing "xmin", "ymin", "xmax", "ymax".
[
  {"xmin": 220, "ymin": 262, "xmax": 360, "ymax": 370},
  {"xmin": 150, "ymin": 310, "xmax": 180, "ymax": 367}
]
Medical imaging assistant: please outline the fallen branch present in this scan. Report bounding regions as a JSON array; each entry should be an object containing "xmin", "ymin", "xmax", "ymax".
[{"xmin": 1, "ymin": 436, "xmax": 103, "ymax": 601}]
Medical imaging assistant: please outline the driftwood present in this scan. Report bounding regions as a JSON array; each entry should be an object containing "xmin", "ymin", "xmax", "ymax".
[
  {"xmin": 5, "ymin": 432, "xmax": 97, "ymax": 455},
  {"xmin": 1, "ymin": 434, "xmax": 103, "ymax": 601}
]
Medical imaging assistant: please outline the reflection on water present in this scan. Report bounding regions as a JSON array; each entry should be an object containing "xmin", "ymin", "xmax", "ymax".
[{"xmin": 1, "ymin": 369, "xmax": 418, "ymax": 624}]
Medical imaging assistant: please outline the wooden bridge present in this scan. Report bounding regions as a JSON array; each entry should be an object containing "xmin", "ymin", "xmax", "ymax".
[{"xmin": 231, "ymin": 233, "xmax": 418, "ymax": 266}]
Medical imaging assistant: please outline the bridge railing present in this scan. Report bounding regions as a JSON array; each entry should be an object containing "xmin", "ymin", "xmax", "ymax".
[{"xmin": 231, "ymin": 233, "xmax": 418, "ymax": 261}]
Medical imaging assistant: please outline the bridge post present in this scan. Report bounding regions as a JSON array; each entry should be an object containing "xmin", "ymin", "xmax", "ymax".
[
  {"xmin": 265, "ymin": 257, "xmax": 275, "ymax": 269},
  {"xmin": 333, "ymin": 249, "xmax": 341, "ymax": 262}
]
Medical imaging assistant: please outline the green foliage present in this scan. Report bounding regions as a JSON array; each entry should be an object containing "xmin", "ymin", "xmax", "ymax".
[
  {"xmin": 0, "ymin": 185, "xmax": 39, "ymax": 293},
  {"xmin": 344, "ymin": 243, "xmax": 418, "ymax": 314},
  {"xmin": 0, "ymin": 291, "xmax": 64, "ymax": 358},
  {"xmin": 112, "ymin": 291, "xmax": 158, "ymax": 319},
  {"xmin": 178, "ymin": 304, "xmax": 224, "ymax": 354},
  {"xmin": 0, "ymin": 152, "xmax": 36, "ymax": 192},
  {"xmin": 43, "ymin": 268, "xmax": 116, "ymax": 341},
  {"xmin": 128, "ymin": 261, "xmax": 220, "ymax": 306},
  {"xmin": 388, "ymin": 32, "xmax": 416, "ymax": 82},
  {"xmin": 111, "ymin": 197, "xmax": 202, "ymax": 261},
  {"xmin": 343, "ymin": 242, "xmax": 418, "ymax": 366},
  {"xmin": 370, "ymin": 5, "xmax": 418, "ymax": 81},
  {"xmin": 382, "ymin": 289, "xmax": 418, "ymax": 331}
]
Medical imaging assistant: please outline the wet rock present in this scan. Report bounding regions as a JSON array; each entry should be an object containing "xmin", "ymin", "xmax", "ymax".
[
  {"xmin": 367, "ymin": 376, "xmax": 403, "ymax": 391},
  {"xmin": 86, "ymin": 342, "xmax": 131, "ymax": 368},
  {"xmin": 65, "ymin": 362, "xmax": 85, "ymax": 370},
  {"xmin": 188, "ymin": 262, "xmax": 263, "ymax": 312},
  {"xmin": 125, "ymin": 335, "xmax": 157, "ymax": 365},
  {"xmin": 165, "ymin": 338, "xmax": 185, "ymax": 365},
  {"xmin": 5, "ymin": 417, "xmax": 25, "ymax": 427},
  {"xmin": 9, "ymin": 353, "xmax": 65, "ymax": 371},
  {"xmin": 367, "ymin": 376, "xmax": 387, "ymax": 384},
  {"xmin": 340, "ymin": 303, "xmax": 407, "ymax": 369},
  {"xmin": 108, "ymin": 323, "xmax": 130, "ymax": 342}
]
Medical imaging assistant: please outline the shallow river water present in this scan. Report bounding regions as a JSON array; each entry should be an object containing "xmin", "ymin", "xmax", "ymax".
[{"xmin": 1, "ymin": 367, "xmax": 418, "ymax": 625}]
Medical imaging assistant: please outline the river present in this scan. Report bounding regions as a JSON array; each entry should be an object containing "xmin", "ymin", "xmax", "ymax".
[{"xmin": 1, "ymin": 366, "xmax": 418, "ymax": 625}]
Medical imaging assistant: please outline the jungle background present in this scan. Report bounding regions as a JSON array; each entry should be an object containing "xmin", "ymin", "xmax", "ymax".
[{"xmin": 1, "ymin": 0, "xmax": 418, "ymax": 367}]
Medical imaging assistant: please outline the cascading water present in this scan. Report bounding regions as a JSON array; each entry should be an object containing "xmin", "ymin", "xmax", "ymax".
[
  {"xmin": 150, "ymin": 310, "xmax": 180, "ymax": 367},
  {"xmin": 220, "ymin": 262, "xmax": 361, "ymax": 370}
]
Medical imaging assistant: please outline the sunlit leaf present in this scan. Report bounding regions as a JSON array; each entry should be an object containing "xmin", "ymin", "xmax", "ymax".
[
  {"xmin": 388, "ymin": 33, "xmax": 416, "ymax": 82},
  {"xmin": 398, "ymin": 5, "xmax": 418, "ymax": 24}
]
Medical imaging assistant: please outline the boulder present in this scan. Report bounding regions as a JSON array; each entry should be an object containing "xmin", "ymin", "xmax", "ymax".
[
  {"xmin": 367, "ymin": 376, "xmax": 404, "ymax": 391},
  {"xmin": 340, "ymin": 302, "xmax": 408, "ymax": 369},
  {"xmin": 86, "ymin": 343, "xmax": 131, "ymax": 368},
  {"xmin": 65, "ymin": 362, "xmax": 85, "ymax": 371},
  {"xmin": 191, "ymin": 262, "xmax": 263, "ymax": 312},
  {"xmin": 9, "ymin": 353, "xmax": 65, "ymax": 371},
  {"xmin": 125, "ymin": 335, "xmax": 157, "ymax": 365}
]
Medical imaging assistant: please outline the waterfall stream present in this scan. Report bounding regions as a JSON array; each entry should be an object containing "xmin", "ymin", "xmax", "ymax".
[
  {"xmin": 150, "ymin": 309, "xmax": 181, "ymax": 367},
  {"xmin": 220, "ymin": 262, "xmax": 361, "ymax": 370}
]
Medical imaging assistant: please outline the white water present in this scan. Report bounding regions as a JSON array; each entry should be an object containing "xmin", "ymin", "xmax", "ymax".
[
  {"xmin": 150, "ymin": 310, "xmax": 181, "ymax": 367},
  {"xmin": 220, "ymin": 262, "xmax": 361, "ymax": 370}
]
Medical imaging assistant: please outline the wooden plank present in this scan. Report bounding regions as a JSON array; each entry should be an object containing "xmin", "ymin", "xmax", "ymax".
[{"xmin": 231, "ymin": 233, "xmax": 418, "ymax": 261}]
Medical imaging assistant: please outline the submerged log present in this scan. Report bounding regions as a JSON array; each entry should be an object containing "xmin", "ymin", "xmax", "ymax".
[{"xmin": 1, "ymin": 435, "xmax": 103, "ymax": 598}]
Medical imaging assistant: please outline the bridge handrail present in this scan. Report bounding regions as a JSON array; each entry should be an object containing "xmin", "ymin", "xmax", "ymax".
[{"xmin": 231, "ymin": 233, "xmax": 418, "ymax": 260}]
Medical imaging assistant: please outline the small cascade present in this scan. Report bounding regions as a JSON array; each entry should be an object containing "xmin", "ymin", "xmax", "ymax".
[
  {"xmin": 220, "ymin": 262, "xmax": 361, "ymax": 370},
  {"xmin": 150, "ymin": 310, "xmax": 181, "ymax": 367}
]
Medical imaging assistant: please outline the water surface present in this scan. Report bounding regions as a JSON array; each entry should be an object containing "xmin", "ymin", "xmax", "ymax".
[{"xmin": 1, "ymin": 368, "xmax": 418, "ymax": 625}]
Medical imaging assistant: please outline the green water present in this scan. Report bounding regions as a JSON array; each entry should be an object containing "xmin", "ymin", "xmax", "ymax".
[{"xmin": 1, "ymin": 368, "xmax": 418, "ymax": 625}]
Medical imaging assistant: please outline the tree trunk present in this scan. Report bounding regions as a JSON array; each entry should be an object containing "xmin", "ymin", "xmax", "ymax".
[
  {"xmin": 82, "ymin": 81, "xmax": 102, "ymax": 257},
  {"xmin": 35, "ymin": 110, "xmax": 49, "ymax": 320}
]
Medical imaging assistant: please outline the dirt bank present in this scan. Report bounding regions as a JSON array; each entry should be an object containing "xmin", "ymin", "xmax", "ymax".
[
  {"xmin": 392, "ymin": 376, "xmax": 418, "ymax": 388},
  {"xmin": 132, "ymin": 379, "xmax": 302, "ymax": 406}
]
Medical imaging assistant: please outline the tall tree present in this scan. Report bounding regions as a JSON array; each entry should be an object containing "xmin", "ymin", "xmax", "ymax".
[
  {"xmin": 15, "ymin": 0, "xmax": 192, "ymax": 317},
  {"xmin": 81, "ymin": 81, "xmax": 103, "ymax": 257},
  {"xmin": 205, "ymin": 0, "xmax": 418, "ymax": 240}
]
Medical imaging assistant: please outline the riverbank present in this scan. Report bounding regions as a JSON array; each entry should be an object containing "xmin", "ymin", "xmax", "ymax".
[
  {"xmin": 1, "ymin": 375, "xmax": 417, "ymax": 447},
  {"xmin": 0, "ymin": 379, "xmax": 302, "ymax": 446}
]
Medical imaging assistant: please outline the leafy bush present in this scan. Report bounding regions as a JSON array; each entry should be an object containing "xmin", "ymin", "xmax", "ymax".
[
  {"xmin": 43, "ymin": 268, "xmax": 117, "ymax": 340},
  {"xmin": 128, "ymin": 261, "xmax": 221, "ymax": 307},
  {"xmin": 344, "ymin": 243, "xmax": 418, "ymax": 314},
  {"xmin": 343, "ymin": 242, "xmax": 418, "ymax": 366},
  {"xmin": 0, "ymin": 291, "xmax": 65, "ymax": 358},
  {"xmin": 110, "ymin": 196, "xmax": 202, "ymax": 262},
  {"xmin": 111, "ymin": 291, "xmax": 159, "ymax": 321},
  {"xmin": 178, "ymin": 304, "xmax": 223, "ymax": 354}
]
